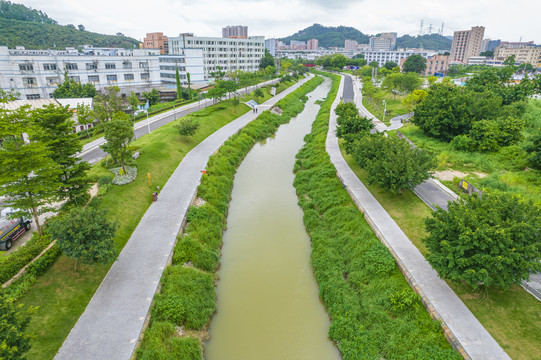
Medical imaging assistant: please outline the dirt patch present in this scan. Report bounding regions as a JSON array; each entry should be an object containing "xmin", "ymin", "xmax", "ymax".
[
  {"xmin": 89, "ymin": 183, "xmax": 99, "ymax": 198},
  {"xmin": 193, "ymin": 197, "xmax": 206, "ymax": 207},
  {"xmin": 473, "ymin": 172, "xmax": 488, "ymax": 178},
  {"xmin": 434, "ymin": 170, "xmax": 488, "ymax": 181},
  {"xmin": 176, "ymin": 325, "xmax": 210, "ymax": 341},
  {"xmin": 270, "ymin": 106, "xmax": 283, "ymax": 115}
]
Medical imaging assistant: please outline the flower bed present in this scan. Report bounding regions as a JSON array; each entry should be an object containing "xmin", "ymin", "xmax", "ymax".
[{"xmin": 110, "ymin": 166, "xmax": 137, "ymax": 185}]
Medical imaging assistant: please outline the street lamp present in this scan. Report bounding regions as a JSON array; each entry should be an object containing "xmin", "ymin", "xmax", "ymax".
[
  {"xmin": 146, "ymin": 110, "xmax": 151, "ymax": 133},
  {"xmin": 382, "ymin": 100, "xmax": 387, "ymax": 123}
]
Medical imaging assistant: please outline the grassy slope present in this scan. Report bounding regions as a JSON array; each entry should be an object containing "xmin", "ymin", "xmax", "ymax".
[
  {"xmin": 339, "ymin": 142, "xmax": 541, "ymax": 360},
  {"xmin": 19, "ymin": 101, "xmax": 251, "ymax": 360},
  {"xmin": 362, "ymin": 92, "xmax": 408, "ymax": 125}
]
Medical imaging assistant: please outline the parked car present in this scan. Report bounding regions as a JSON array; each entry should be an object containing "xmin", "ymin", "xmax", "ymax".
[{"xmin": 0, "ymin": 208, "xmax": 32, "ymax": 250}]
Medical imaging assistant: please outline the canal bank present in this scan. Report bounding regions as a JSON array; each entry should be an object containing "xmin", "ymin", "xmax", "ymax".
[{"xmin": 205, "ymin": 79, "xmax": 339, "ymax": 360}]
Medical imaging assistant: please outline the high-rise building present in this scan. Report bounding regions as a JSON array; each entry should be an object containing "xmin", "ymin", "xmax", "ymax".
[
  {"xmin": 222, "ymin": 25, "xmax": 248, "ymax": 39},
  {"xmin": 369, "ymin": 32, "xmax": 397, "ymax": 51},
  {"xmin": 143, "ymin": 32, "xmax": 169, "ymax": 55},
  {"xmin": 344, "ymin": 39, "xmax": 357, "ymax": 51},
  {"xmin": 450, "ymin": 26, "xmax": 485, "ymax": 63},
  {"xmin": 307, "ymin": 39, "xmax": 318, "ymax": 50},
  {"xmin": 265, "ymin": 38, "xmax": 277, "ymax": 57},
  {"xmin": 290, "ymin": 40, "xmax": 306, "ymax": 50}
]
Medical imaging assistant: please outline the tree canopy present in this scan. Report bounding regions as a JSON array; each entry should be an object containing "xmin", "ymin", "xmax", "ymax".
[
  {"xmin": 53, "ymin": 75, "xmax": 96, "ymax": 99},
  {"xmin": 0, "ymin": 291, "xmax": 34, "ymax": 360},
  {"xmin": 334, "ymin": 102, "xmax": 373, "ymax": 153},
  {"xmin": 402, "ymin": 55, "xmax": 427, "ymax": 74},
  {"xmin": 424, "ymin": 192, "xmax": 541, "ymax": 289},
  {"xmin": 259, "ymin": 49, "xmax": 275, "ymax": 69},
  {"xmin": 100, "ymin": 112, "xmax": 134, "ymax": 173}
]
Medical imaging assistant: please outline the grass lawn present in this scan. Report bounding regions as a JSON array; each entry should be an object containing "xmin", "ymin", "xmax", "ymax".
[
  {"xmin": 362, "ymin": 91, "xmax": 408, "ymax": 125},
  {"xmin": 241, "ymin": 85, "xmax": 273, "ymax": 104},
  {"xmin": 19, "ymin": 100, "xmax": 251, "ymax": 360},
  {"xmin": 340, "ymin": 142, "xmax": 541, "ymax": 360}
]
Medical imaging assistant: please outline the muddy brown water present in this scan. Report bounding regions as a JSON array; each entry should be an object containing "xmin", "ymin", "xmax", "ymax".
[{"xmin": 205, "ymin": 79, "xmax": 340, "ymax": 360}]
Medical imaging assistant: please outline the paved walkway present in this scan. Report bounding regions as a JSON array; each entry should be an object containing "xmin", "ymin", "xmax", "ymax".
[
  {"xmin": 328, "ymin": 75, "xmax": 511, "ymax": 360},
  {"xmin": 55, "ymin": 75, "xmax": 313, "ymax": 360}
]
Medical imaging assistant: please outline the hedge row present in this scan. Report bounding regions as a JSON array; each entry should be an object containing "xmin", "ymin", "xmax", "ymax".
[
  {"xmin": 136, "ymin": 75, "xmax": 325, "ymax": 359},
  {"xmin": 292, "ymin": 71, "xmax": 461, "ymax": 359},
  {"xmin": 0, "ymin": 233, "xmax": 53, "ymax": 284}
]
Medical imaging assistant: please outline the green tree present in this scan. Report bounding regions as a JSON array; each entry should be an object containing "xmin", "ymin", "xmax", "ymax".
[
  {"xmin": 187, "ymin": 72, "xmax": 191, "ymax": 98},
  {"xmin": 424, "ymin": 192, "xmax": 541, "ymax": 289},
  {"xmin": 53, "ymin": 73, "xmax": 96, "ymax": 98},
  {"xmin": 0, "ymin": 105, "xmax": 62, "ymax": 235},
  {"xmin": 413, "ymin": 83, "xmax": 502, "ymax": 141},
  {"xmin": 402, "ymin": 89, "xmax": 428, "ymax": 114},
  {"xmin": 384, "ymin": 61, "xmax": 398, "ymax": 70},
  {"xmin": 259, "ymin": 49, "xmax": 275, "ymax": 69},
  {"xmin": 231, "ymin": 97, "xmax": 240, "ymax": 113},
  {"xmin": 402, "ymin": 55, "xmax": 427, "ymax": 74},
  {"xmin": 480, "ymin": 50, "xmax": 494, "ymax": 57},
  {"xmin": 427, "ymin": 76, "xmax": 437, "ymax": 87},
  {"xmin": 142, "ymin": 88, "xmax": 160, "ymax": 106},
  {"xmin": 335, "ymin": 102, "xmax": 373, "ymax": 153},
  {"xmin": 0, "ymin": 292, "xmax": 34, "ymax": 360},
  {"xmin": 175, "ymin": 117, "xmax": 200, "ymax": 138},
  {"xmin": 75, "ymin": 103, "xmax": 94, "ymax": 138},
  {"xmin": 31, "ymin": 105, "xmax": 91, "ymax": 203},
  {"xmin": 48, "ymin": 205, "xmax": 118, "ymax": 271},
  {"xmin": 127, "ymin": 92, "xmax": 140, "ymax": 119},
  {"xmin": 100, "ymin": 112, "xmax": 134, "ymax": 174},
  {"xmin": 369, "ymin": 61, "xmax": 379, "ymax": 68},
  {"xmin": 352, "ymin": 134, "xmax": 436, "ymax": 194},
  {"xmin": 93, "ymin": 86, "xmax": 124, "ymax": 123},
  {"xmin": 254, "ymin": 88, "xmax": 264, "ymax": 99},
  {"xmin": 503, "ymin": 55, "xmax": 516, "ymax": 66},
  {"xmin": 526, "ymin": 133, "xmax": 541, "ymax": 170}
]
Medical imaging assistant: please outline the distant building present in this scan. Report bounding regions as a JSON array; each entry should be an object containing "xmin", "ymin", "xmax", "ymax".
[
  {"xmin": 222, "ymin": 25, "xmax": 248, "ymax": 39},
  {"xmin": 369, "ymin": 32, "xmax": 397, "ymax": 51},
  {"xmin": 450, "ymin": 26, "xmax": 485, "ymax": 63},
  {"xmin": 499, "ymin": 40, "xmax": 535, "ymax": 49},
  {"xmin": 423, "ymin": 54, "xmax": 450, "ymax": 75},
  {"xmin": 143, "ymin": 32, "xmax": 169, "ymax": 55},
  {"xmin": 307, "ymin": 39, "xmax": 319, "ymax": 50},
  {"xmin": 290, "ymin": 40, "xmax": 306, "ymax": 50},
  {"xmin": 169, "ymin": 33, "xmax": 265, "ymax": 80},
  {"xmin": 265, "ymin": 38, "xmax": 277, "ymax": 57},
  {"xmin": 481, "ymin": 38, "xmax": 500, "ymax": 53},
  {"xmin": 361, "ymin": 49, "xmax": 435, "ymax": 67},
  {"xmin": 344, "ymin": 39, "xmax": 357, "ymax": 51},
  {"xmin": 467, "ymin": 56, "xmax": 487, "ymax": 66},
  {"xmin": 494, "ymin": 45, "xmax": 541, "ymax": 68}
]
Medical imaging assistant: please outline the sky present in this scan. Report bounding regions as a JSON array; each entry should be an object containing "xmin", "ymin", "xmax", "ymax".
[{"xmin": 18, "ymin": 0, "xmax": 541, "ymax": 44}]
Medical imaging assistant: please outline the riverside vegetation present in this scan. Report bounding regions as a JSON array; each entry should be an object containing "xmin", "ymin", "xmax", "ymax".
[
  {"xmin": 292, "ymin": 71, "xmax": 461, "ymax": 359},
  {"xmin": 136, "ymin": 75, "xmax": 323, "ymax": 359}
]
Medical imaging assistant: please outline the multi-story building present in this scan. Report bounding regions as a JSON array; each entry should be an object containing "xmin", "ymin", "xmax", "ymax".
[
  {"xmin": 222, "ymin": 25, "xmax": 248, "ymax": 39},
  {"xmin": 360, "ymin": 49, "xmax": 435, "ymax": 67},
  {"xmin": 290, "ymin": 40, "xmax": 306, "ymax": 50},
  {"xmin": 265, "ymin": 38, "xmax": 277, "ymax": 57},
  {"xmin": 467, "ymin": 56, "xmax": 487, "ymax": 65},
  {"xmin": 450, "ymin": 26, "xmax": 485, "ymax": 63},
  {"xmin": 169, "ymin": 33, "xmax": 265, "ymax": 80},
  {"xmin": 494, "ymin": 45, "xmax": 541, "ymax": 67},
  {"xmin": 499, "ymin": 40, "xmax": 535, "ymax": 49},
  {"xmin": 307, "ymin": 39, "xmax": 318, "ymax": 50},
  {"xmin": 0, "ymin": 45, "xmax": 204, "ymax": 100},
  {"xmin": 369, "ymin": 32, "xmax": 397, "ymax": 51},
  {"xmin": 158, "ymin": 50, "xmax": 205, "ymax": 87},
  {"xmin": 423, "ymin": 54, "xmax": 450, "ymax": 75},
  {"xmin": 481, "ymin": 38, "xmax": 500, "ymax": 53},
  {"xmin": 143, "ymin": 32, "xmax": 169, "ymax": 55},
  {"xmin": 344, "ymin": 40, "xmax": 357, "ymax": 51}
]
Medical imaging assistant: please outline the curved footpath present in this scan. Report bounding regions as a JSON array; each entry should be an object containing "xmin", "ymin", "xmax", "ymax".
[
  {"xmin": 326, "ymin": 74, "xmax": 510, "ymax": 360},
  {"xmin": 55, "ymin": 75, "xmax": 313, "ymax": 360}
]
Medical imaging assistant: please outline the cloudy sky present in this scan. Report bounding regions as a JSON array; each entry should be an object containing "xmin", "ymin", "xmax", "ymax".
[{"xmin": 19, "ymin": 0, "xmax": 541, "ymax": 43}]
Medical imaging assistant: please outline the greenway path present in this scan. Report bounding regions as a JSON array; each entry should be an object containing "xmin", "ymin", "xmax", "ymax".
[
  {"xmin": 328, "ymin": 74, "xmax": 511, "ymax": 359},
  {"xmin": 55, "ymin": 75, "xmax": 312, "ymax": 360},
  {"xmin": 78, "ymin": 79, "xmax": 280, "ymax": 164}
]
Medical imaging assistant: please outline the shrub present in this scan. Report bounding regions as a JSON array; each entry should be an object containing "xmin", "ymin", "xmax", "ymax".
[
  {"xmin": 110, "ymin": 166, "xmax": 137, "ymax": 185},
  {"xmin": 0, "ymin": 233, "xmax": 52, "ymax": 284}
]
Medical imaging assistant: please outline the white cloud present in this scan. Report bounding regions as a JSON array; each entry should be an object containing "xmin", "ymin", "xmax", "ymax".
[{"xmin": 17, "ymin": 0, "xmax": 541, "ymax": 43}]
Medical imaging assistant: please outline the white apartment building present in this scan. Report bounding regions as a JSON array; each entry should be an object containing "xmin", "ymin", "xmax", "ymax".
[
  {"xmin": 265, "ymin": 38, "xmax": 277, "ymax": 57},
  {"xmin": 0, "ymin": 46, "xmax": 204, "ymax": 100},
  {"xmin": 169, "ymin": 33, "xmax": 265, "ymax": 80},
  {"xmin": 360, "ymin": 49, "xmax": 436, "ymax": 67},
  {"xmin": 158, "ymin": 50, "xmax": 204, "ymax": 87}
]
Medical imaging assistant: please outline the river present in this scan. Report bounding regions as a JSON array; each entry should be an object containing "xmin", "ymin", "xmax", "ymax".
[{"xmin": 205, "ymin": 78, "xmax": 340, "ymax": 360}]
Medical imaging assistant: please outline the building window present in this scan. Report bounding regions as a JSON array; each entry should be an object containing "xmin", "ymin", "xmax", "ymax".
[
  {"xmin": 86, "ymin": 63, "xmax": 98, "ymax": 70},
  {"xmin": 65, "ymin": 63, "xmax": 78, "ymax": 70},
  {"xmin": 26, "ymin": 94, "xmax": 40, "ymax": 100},
  {"xmin": 106, "ymin": 75, "xmax": 118, "ymax": 81},
  {"xmin": 123, "ymin": 61, "xmax": 132, "ymax": 69},
  {"xmin": 141, "ymin": 73, "xmax": 150, "ymax": 80},
  {"xmin": 139, "ymin": 62, "xmax": 149, "ymax": 68},
  {"xmin": 105, "ymin": 63, "xmax": 116, "ymax": 69},
  {"xmin": 22, "ymin": 77, "xmax": 36, "ymax": 86},
  {"xmin": 43, "ymin": 63, "xmax": 57, "ymax": 71},
  {"xmin": 46, "ymin": 76, "xmax": 59, "ymax": 85},
  {"xmin": 68, "ymin": 76, "xmax": 80, "ymax": 82},
  {"xmin": 19, "ymin": 63, "xmax": 34, "ymax": 71},
  {"xmin": 124, "ymin": 74, "xmax": 134, "ymax": 80},
  {"xmin": 88, "ymin": 75, "xmax": 100, "ymax": 82}
]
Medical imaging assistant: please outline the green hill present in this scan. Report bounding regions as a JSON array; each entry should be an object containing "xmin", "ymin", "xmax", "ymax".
[
  {"xmin": 397, "ymin": 34, "xmax": 451, "ymax": 51},
  {"xmin": 0, "ymin": 0, "xmax": 139, "ymax": 49},
  {"xmin": 279, "ymin": 23, "xmax": 370, "ymax": 49}
]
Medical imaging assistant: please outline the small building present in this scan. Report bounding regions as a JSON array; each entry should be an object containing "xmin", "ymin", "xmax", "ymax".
[{"xmin": 423, "ymin": 55, "xmax": 450, "ymax": 76}]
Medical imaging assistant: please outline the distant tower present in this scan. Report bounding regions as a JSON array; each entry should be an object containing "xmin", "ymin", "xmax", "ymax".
[
  {"xmin": 428, "ymin": 24, "xmax": 433, "ymax": 34},
  {"xmin": 419, "ymin": 20, "xmax": 424, "ymax": 36},
  {"xmin": 440, "ymin": 22, "xmax": 445, "ymax": 36}
]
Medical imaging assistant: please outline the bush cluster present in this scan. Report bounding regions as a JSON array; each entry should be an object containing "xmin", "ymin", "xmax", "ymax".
[
  {"xmin": 137, "ymin": 75, "xmax": 325, "ymax": 359},
  {"xmin": 110, "ymin": 166, "xmax": 137, "ymax": 185},
  {"xmin": 293, "ymin": 71, "xmax": 461, "ymax": 360}
]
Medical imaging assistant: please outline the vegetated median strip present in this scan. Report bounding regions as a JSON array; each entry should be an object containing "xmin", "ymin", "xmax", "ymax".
[
  {"xmin": 54, "ymin": 74, "xmax": 315, "ymax": 360},
  {"xmin": 134, "ymin": 74, "xmax": 323, "ymax": 359},
  {"xmin": 324, "ymin": 73, "xmax": 510, "ymax": 359}
]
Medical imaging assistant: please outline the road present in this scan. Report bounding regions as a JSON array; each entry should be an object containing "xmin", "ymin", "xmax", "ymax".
[{"xmin": 79, "ymin": 79, "xmax": 279, "ymax": 165}]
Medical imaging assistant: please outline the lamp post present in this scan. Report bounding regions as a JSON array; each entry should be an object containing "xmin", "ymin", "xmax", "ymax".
[
  {"xmin": 146, "ymin": 110, "xmax": 151, "ymax": 133},
  {"xmin": 382, "ymin": 100, "xmax": 387, "ymax": 123}
]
